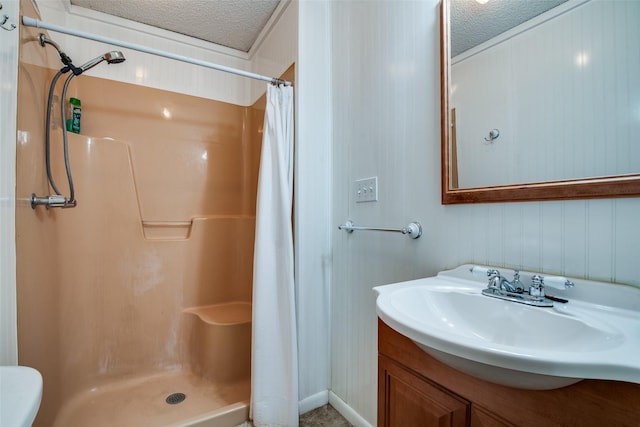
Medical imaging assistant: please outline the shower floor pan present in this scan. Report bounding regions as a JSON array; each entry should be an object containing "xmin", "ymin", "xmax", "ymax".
[{"xmin": 52, "ymin": 370, "xmax": 250, "ymax": 427}]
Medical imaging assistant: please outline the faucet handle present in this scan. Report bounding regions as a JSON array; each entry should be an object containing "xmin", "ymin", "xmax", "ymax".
[
  {"xmin": 529, "ymin": 274, "xmax": 574, "ymax": 298},
  {"xmin": 542, "ymin": 276, "xmax": 575, "ymax": 290},
  {"xmin": 529, "ymin": 275, "xmax": 544, "ymax": 297},
  {"xmin": 470, "ymin": 266, "xmax": 500, "ymax": 278}
]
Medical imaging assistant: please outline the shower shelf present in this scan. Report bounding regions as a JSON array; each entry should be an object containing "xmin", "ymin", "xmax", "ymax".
[
  {"xmin": 183, "ymin": 302, "xmax": 252, "ymax": 326},
  {"xmin": 142, "ymin": 221, "xmax": 192, "ymax": 240},
  {"xmin": 142, "ymin": 216, "xmax": 255, "ymax": 240}
]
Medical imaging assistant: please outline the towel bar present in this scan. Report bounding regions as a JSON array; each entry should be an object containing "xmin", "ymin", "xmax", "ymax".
[{"xmin": 338, "ymin": 220, "xmax": 422, "ymax": 239}]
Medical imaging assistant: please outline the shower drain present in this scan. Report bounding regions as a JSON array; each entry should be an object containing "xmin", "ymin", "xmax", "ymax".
[{"xmin": 165, "ymin": 392, "xmax": 186, "ymax": 405}]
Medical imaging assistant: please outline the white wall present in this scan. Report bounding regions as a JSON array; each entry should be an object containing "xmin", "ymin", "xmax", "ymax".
[
  {"xmin": 330, "ymin": 1, "xmax": 439, "ymax": 423},
  {"xmin": 295, "ymin": 0, "xmax": 332, "ymax": 413},
  {"xmin": 0, "ymin": 0, "xmax": 19, "ymax": 365},
  {"xmin": 329, "ymin": 0, "xmax": 640, "ymax": 425},
  {"xmin": 452, "ymin": 0, "xmax": 640, "ymax": 188},
  {"xmin": 250, "ymin": 0, "xmax": 298, "ymax": 101}
]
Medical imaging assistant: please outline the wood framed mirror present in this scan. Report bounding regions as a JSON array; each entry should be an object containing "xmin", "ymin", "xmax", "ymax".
[{"xmin": 440, "ymin": 0, "xmax": 640, "ymax": 204}]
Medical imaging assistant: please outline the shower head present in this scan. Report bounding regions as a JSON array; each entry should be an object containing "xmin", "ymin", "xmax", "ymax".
[
  {"xmin": 39, "ymin": 33, "xmax": 73, "ymax": 67},
  {"xmin": 105, "ymin": 51, "xmax": 126, "ymax": 64},
  {"xmin": 79, "ymin": 51, "xmax": 126, "ymax": 73}
]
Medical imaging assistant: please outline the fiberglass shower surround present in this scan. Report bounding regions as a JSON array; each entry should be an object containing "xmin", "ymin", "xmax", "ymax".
[{"xmin": 31, "ymin": 34, "xmax": 126, "ymax": 210}]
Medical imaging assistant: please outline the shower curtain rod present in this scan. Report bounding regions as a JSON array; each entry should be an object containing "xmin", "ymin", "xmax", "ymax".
[{"xmin": 22, "ymin": 16, "xmax": 291, "ymax": 86}]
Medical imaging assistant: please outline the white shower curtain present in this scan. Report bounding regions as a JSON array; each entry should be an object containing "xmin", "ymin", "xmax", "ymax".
[{"xmin": 251, "ymin": 84, "xmax": 298, "ymax": 427}]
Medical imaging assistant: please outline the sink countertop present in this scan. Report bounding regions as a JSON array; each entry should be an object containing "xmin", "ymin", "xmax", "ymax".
[{"xmin": 374, "ymin": 264, "xmax": 640, "ymax": 389}]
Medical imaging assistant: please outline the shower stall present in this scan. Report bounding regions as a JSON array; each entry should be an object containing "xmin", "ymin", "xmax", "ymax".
[{"xmin": 15, "ymin": 7, "xmax": 281, "ymax": 425}]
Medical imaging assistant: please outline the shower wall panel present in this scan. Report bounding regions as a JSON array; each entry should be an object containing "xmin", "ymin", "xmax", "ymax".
[
  {"xmin": 16, "ymin": 17, "xmax": 264, "ymax": 426},
  {"xmin": 16, "ymin": 13, "xmax": 64, "ymax": 422},
  {"xmin": 64, "ymin": 77, "xmax": 257, "ymax": 219}
]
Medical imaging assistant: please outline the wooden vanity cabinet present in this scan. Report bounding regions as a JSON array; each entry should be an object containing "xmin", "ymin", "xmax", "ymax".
[
  {"xmin": 379, "ymin": 355, "xmax": 469, "ymax": 427},
  {"xmin": 378, "ymin": 319, "xmax": 640, "ymax": 427}
]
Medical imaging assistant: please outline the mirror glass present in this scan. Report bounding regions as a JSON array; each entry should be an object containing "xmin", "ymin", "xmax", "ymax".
[{"xmin": 441, "ymin": 0, "xmax": 640, "ymax": 203}]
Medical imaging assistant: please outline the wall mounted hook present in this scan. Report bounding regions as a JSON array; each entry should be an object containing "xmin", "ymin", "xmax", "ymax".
[
  {"xmin": 484, "ymin": 128, "xmax": 500, "ymax": 143},
  {"xmin": 1, "ymin": 3, "xmax": 16, "ymax": 31},
  {"xmin": 1, "ymin": 15, "xmax": 16, "ymax": 31}
]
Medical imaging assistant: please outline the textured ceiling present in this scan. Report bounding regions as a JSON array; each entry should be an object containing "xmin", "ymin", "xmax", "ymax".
[
  {"xmin": 70, "ymin": 0, "xmax": 566, "ymax": 57},
  {"xmin": 451, "ymin": 0, "xmax": 568, "ymax": 57},
  {"xmin": 70, "ymin": 0, "xmax": 281, "ymax": 52}
]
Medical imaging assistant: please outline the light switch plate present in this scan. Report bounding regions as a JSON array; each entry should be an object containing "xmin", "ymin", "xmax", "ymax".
[{"xmin": 354, "ymin": 177, "xmax": 378, "ymax": 203}]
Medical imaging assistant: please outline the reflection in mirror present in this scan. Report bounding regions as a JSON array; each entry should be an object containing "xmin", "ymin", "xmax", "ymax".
[{"xmin": 441, "ymin": 0, "xmax": 640, "ymax": 204}]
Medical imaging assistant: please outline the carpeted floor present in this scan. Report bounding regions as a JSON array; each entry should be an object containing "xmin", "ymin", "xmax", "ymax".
[
  {"xmin": 300, "ymin": 404, "xmax": 352, "ymax": 426},
  {"xmin": 236, "ymin": 404, "xmax": 352, "ymax": 426}
]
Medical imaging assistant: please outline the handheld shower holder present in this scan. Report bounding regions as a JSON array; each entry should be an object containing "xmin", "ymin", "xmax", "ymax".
[{"xmin": 31, "ymin": 193, "xmax": 76, "ymax": 209}]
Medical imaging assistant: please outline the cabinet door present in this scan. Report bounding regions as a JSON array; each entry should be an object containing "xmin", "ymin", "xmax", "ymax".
[
  {"xmin": 378, "ymin": 355, "xmax": 469, "ymax": 427},
  {"xmin": 471, "ymin": 405, "xmax": 516, "ymax": 427}
]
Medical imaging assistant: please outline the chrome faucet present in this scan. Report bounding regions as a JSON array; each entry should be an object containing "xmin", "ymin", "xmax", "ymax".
[{"xmin": 471, "ymin": 266, "xmax": 575, "ymax": 307}]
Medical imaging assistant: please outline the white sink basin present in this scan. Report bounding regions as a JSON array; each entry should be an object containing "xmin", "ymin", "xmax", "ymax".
[
  {"xmin": 374, "ymin": 265, "xmax": 640, "ymax": 390},
  {"xmin": 0, "ymin": 366, "xmax": 43, "ymax": 427}
]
